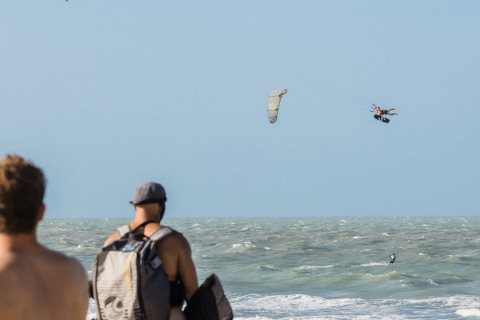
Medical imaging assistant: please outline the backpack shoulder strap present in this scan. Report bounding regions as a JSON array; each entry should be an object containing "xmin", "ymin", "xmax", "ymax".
[
  {"xmin": 117, "ymin": 220, "xmax": 157, "ymax": 239},
  {"xmin": 117, "ymin": 225, "xmax": 131, "ymax": 238},
  {"xmin": 145, "ymin": 227, "xmax": 176, "ymax": 270},
  {"xmin": 149, "ymin": 226, "xmax": 174, "ymax": 242}
]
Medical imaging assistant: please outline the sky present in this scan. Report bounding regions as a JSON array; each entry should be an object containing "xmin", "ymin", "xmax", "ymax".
[{"xmin": 1, "ymin": 1, "xmax": 479, "ymax": 218}]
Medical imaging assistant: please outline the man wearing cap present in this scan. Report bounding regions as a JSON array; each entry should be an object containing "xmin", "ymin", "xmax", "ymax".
[{"xmin": 103, "ymin": 182, "xmax": 199, "ymax": 320}]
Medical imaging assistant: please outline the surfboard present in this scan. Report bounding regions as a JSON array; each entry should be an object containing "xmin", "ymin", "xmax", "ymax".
[{"xmin": 373, "ymin": 114, "xmax": 390, "ymax": 123}]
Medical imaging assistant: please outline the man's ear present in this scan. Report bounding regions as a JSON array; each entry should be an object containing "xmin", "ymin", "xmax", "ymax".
[{"xmin": 37, "ymin": 203, "xmax": 46, "ymax": 222}]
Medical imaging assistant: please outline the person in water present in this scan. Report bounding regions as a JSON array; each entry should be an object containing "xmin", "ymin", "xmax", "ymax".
[
  {"xmin": 0, "ymin": 155, "xmax": 89, "ymax": 320},
  {"xmin": 373, "ymin": 105, "xmax": 398, "ymax": 116},
  {"xmin": 389, "ymin": 253, "xmax": 396, "ymax": 266},
  {"xmin": 103, "ymin": 182, "xmax": 199, "ymax": 320}
]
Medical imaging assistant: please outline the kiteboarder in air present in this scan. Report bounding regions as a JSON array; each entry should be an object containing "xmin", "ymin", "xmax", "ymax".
[
  {"xmin": 373, "ymin": 105, "xmax": 397, "ymax": 116},
  {"xmin": 370, "ymin": 104, "xmax": 397, "ymax": 123}
]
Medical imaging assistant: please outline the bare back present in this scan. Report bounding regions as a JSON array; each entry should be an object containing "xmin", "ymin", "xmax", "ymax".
[{"xmin": 0, "ymin": 247, "xmax": 89, "ymax": 320}]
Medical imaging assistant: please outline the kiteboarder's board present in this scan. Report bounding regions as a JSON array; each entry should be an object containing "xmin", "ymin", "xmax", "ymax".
[{"xmin": 374, "ymin": 114, "xmax": 390, "ymax": 123}]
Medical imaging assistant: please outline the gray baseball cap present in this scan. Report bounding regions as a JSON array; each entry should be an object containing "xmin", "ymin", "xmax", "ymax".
[{"xmin": 130, "ymin": 182, "xmax": 167, "ymax": 205}]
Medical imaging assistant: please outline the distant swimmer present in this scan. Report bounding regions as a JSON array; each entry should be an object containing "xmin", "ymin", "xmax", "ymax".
[
  {"xmin": 373, "ymin": 104, "xmax": 398, "ymax": 116},
  {"xmin": 388, "ymin": 252, "xmax": 396, "ymax": 266}
]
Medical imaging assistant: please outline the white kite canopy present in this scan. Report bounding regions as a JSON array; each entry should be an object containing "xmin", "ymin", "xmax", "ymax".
[{"xmin": 267, "ymin": 89, "xmax": 287, "ymax": 124}]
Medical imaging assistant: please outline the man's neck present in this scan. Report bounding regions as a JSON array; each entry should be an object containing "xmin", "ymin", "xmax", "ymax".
[{"xmin": 0, "ymin": 233, "xmax": 42, "ymax": 253}]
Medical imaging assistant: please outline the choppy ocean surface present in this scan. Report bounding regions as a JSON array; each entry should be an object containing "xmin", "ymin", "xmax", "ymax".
[{"xmin": 38, "ymin": 217, "xmax": 480, "ymax": 320}]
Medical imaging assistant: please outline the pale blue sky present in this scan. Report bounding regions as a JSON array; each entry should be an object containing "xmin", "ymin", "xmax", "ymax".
[{"xmin": 1, "ymin": 1, "xmax": 479, "ymax": 218}]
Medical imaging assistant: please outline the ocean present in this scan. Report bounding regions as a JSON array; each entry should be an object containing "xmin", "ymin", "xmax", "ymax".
[{"xmin": 38, "ymin": 217, "xmax": 480, "ymax": 319}]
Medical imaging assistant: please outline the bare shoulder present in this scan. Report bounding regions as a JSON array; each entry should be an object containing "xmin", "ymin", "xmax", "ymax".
[
  {"xmin": 168, "ymin": 228, "xmax": 190, "ymax": 245},
  {"xmin": 43, "ymin": 247, "xmax": 84, "ymax": 267},
  {"xmin": 159, "ymin": 229, "xmax": 192, "ymax": 253},
  {"xmin": 38, "ymin": 248, "xmax": 89, "ymax": 308},
  {"xmin": 0, "ymin": 249, "xmax": 88, "ymax": 320},
  {"xmin": 103, "ymin": 232, "xmax": 120, "ymax": 247},
  {"xmin": 0, "ymin": 248, "xmax": 82, "ymax": 271},
  {"xmin": 40, "ymin": 248, "xmax": 88, "ymax": 282},
  {"xmin": 0, "ymin": 248, "xmax": 88, "ymax": 293}
]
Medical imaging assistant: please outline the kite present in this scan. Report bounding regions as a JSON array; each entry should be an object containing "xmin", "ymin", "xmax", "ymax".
[{"xmin": 267, "ymin": 89, "xmax": 287, "ymax": 124}]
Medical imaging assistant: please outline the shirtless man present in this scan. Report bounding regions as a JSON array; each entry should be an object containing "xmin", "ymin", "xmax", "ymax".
[
  {"xmin": 0, "ymin": 155, "xmax": 89, "ymax": 320},
  {"xmin": 102, "ymin": 182, "xmax": 199, "ymax": 320}
]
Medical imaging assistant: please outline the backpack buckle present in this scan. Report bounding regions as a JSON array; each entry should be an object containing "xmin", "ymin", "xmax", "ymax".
[{"xmin": 150, "ymin": 257, "xmax": 162, "ymax": 269}]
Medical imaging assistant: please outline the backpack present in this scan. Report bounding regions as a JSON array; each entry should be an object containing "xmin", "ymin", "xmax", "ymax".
[{"xmin": 92, "ymin": 221, "xmax": 175, "ymax": 320}]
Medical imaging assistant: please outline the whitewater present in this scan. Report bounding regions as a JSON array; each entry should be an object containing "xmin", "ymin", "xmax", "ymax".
[{"xmin": 38, "ymin": 217, "xmax": 480, "ymax": 319}]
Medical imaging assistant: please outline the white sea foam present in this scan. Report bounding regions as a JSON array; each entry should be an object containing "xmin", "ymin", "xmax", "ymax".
[
  {"xmin": 87, "ymin": 299, "xmax": 97, "ymax": 320},
  {"xmin": 427, "ymin": 279, "xmax": 439, "ymax": 285},
  {"xmin": 456, "ymin": 308, "xmax": 480, "ymax": 317},
  {"xmin": 87, "ymin": 294, "xmax": 480, "ymax": 320},
  {"xmin": 295, "ymin": 265, "xmax": 334, "ymax": 271},
  {"xmin": 359, "ymin": 262, "xmax": 386, "ymax": 267}
]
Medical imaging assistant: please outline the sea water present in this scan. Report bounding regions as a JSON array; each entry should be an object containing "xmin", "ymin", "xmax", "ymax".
[{"xmin": 38, "ymin": 217, "xmax": 480, "ymax": 319}]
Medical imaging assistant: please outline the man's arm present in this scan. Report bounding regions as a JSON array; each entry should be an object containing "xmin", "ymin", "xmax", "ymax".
[{"xmin": 177, "ymin": 236, "xmax": 199, "ymax": 301}]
